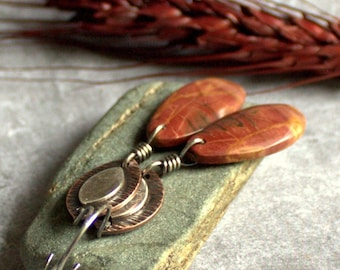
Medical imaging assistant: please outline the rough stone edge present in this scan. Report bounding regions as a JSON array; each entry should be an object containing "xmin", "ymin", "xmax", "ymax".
[
  {"xmin": 20, "ymin": 81, "xmax": 171, "ymax": 269},
  {"xmin": 156, "ymin": 160, "xmax": 260, "ymax": 269},
  {"xmin": 20, "ymin": 81, "xmax": 261, "ymax": 270}
]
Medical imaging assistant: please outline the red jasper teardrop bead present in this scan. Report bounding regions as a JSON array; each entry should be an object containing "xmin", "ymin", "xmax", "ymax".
[
  {"xmin": 147, "ymin": 78, "xmax": 246, "ymax": 147},
  {"xmin": 187, "ymin": 104, "xmax": 306, "ymax": 164}
]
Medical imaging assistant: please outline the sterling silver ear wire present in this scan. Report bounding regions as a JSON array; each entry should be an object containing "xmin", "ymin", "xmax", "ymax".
[
  {"xmin": 43, "ymin": 126, "xmax": 166, "ymax": 270},
  {"xmin": 44, "ymin": 205, "xmax": 106, "ymax": 270},
  {"xmin": 40, "ymin": 78, "xmax": 249, "ymax": 269},
  {"xmin": 42, "ymin": 138, "xmax": 205, "ymax": 270}
]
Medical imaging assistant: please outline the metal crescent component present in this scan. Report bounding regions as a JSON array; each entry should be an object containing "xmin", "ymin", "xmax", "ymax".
[
  {"xmin": 78, "ymin": 167, "xmax": 125, "ymax": 205},
  {"xmin": 110, "ymin": 177, "xmax": 149, "ymax": 219},
  {"xmin": 96, "ymin": 169, "xmax": 164, "ymax": 235},
  {"xmin": 66, "ymin": 161, "xmax": 142, "ymax": 220}
]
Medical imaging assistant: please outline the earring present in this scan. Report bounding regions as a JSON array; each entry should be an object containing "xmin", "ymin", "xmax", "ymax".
[{"xmin": 45, "ymin": 77, "xmax": 247, "ymax": 269}]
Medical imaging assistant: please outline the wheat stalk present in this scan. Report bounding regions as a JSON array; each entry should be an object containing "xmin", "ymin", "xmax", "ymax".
[
  {"xmin": 36, "ymin": 1, "xmax": 338, "ymax": 75},
  {"xmin": 1, "ymin": 0, "xmax": 340, "ymax": 82}
]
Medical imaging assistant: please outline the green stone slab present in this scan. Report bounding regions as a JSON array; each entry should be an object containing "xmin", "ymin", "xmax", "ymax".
[{"xmin": 21, "ymin": 81, "xmax": 261, "ymax": 270}]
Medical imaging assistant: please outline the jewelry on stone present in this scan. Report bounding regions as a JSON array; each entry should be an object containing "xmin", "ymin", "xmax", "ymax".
[
  {"xmin": 44, "ymin": 79, "xmax": 306, "ymax": 270},
  {"xmin": 44, "ymin": 77, "xmax": 246, "ymax": 270}
]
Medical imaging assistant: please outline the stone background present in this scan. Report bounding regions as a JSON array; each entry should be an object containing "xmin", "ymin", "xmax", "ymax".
[{"xmin": 0, "ymin": 0, "xmax": 339, "ymax": 269}]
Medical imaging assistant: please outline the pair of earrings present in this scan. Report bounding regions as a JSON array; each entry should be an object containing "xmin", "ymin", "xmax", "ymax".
[{"xmin": 44, "ymin": 78, "xmax": 306, "ymax": 270}]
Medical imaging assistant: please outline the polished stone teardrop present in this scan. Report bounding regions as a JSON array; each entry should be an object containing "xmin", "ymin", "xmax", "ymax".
[
  {"xmin": 147, "ymin": 78, "xmax": 246, "ymax": 147},
  {"xmin": 188, "ymin": 104, "xmax": 306, "ymax": 164}
]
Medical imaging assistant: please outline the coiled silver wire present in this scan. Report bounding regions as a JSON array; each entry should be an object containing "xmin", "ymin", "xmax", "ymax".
[
  {"xmin": 132, "ymin": 142, "xmax": 153, "ymax": 163},
  {"xmin": 142, "ymin": 137, "xmax": 205, "ymax": 177},
  {"xmin": 144, "ymin": 153, "xmax": 182, "ymax": 177},
  {"xmin": 122, "ymin": 142, "xmax": 153, "ymax": 167},
  {"xmin": 122, "ymin": 125, "xmax": 165, "ymax": 167}
]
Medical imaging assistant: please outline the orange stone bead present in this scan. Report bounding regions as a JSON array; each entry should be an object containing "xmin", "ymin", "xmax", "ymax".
[
  {"xmin": 187, "ymin": 104, "xmax": 306, "ymax": 164},
  {"xmin": 147, "ymin": 78, "xmax": 246, "ymax": 147}
]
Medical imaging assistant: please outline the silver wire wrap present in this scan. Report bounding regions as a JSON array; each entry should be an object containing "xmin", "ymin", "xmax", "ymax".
[
  {"xmin": 122, "ymin": 142, "xmax": 153, "ymax": 167},
  {"xmin": 143, "ymin": 138, "xmax": 205, "ymax": 177},
  {"xmin": 179, "ymin": 138, "xmax": 205, "ymax": 164},
  {"xmin": 122, "ymin": 125, "xmax": 165, "ymax": 167},
  {"xmin": 144, "ymin": 154, "xmax": 182, "ymax": 177}
]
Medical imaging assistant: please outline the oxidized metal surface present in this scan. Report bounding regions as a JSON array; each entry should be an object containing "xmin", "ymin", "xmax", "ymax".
[
  {"xmin": 147, "ymin": 78, "xmax": 246, "ymax": 148},
  {"xmin": 110, "ymin": 178, "xmax": 149, "ymax": 219},
  {"xmin": 78, "ymin": 167, "xmax": 125, "ymax": 205},
  {"xmin": 66, "ymin": 160, "xmax": 141, "ymax": 219},
  {"xmin": 99, "ymin": 169, "xmax": 164, "ymax": 235},
  {"xmin": 188, "ymin": 104, "xmax": 306, "ymax": 164}
]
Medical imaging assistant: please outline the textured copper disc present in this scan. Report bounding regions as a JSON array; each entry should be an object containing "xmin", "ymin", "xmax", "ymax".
[
  {"xmin": 97, "ymin": 169, "xmax": 164, "ymax": 235},
  {"xmin": 66, "ymin": 160, "xmax": 141, "ymax": 220}
]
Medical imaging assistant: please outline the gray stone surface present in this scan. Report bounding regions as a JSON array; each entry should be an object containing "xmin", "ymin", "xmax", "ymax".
[
  {"xmin": 20, "ymin": 81, "xmax": 261, "ymax": 269},
  {"xmin": 0, "ymin": 0, "xmax": 339, "ymax": 269}
]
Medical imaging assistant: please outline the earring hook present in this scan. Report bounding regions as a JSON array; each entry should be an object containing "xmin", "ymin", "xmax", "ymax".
[{"xmin": 44, "ymin": 205, "xmax": 107, "ymax": 270}]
